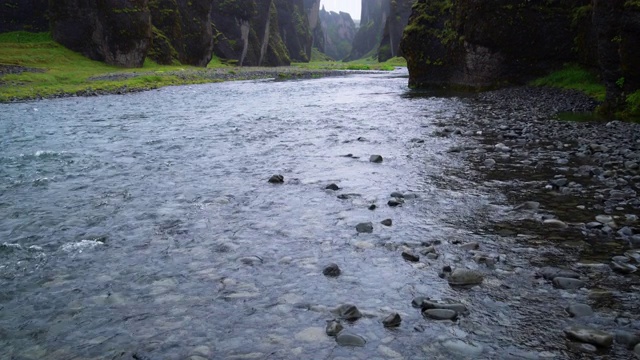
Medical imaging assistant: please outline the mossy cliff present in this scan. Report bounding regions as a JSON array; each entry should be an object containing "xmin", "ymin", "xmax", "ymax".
[
  {"xmin": 319, "ymin": 8, "xmax": 356, "ymax": 60},
  {"xmin": 345, "ymin": 0, "xmax": 387, "ymax": 61},
  {"xmin": 400, "ymin": 0, "xmax": 640, "ymax": 113},
  {"xmin": 0, "ymin": 0, "xmax": 49, "ymax": 33},
  {"xmin": 49, "ymin": 0, "xmax": 151, "ymax": 68}
]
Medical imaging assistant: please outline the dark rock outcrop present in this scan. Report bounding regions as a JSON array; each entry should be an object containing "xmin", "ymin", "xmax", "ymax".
[
  {"xmin": 319, "ymin": 7, "xmax": 356, "ymax": 60},
  {"xmin": 400, "ymin": 0, "xmax": 640, "ymax": 113},
  {"xmin": 344, "ymin": 0, "xmax": 387, "ymax": 61},
  {"xmin": 304, "ymin": 0, "xmax": 324, "ymax": 53},
  {"xmin": 0, "ymin": 0, "xmax": 49, "ymax": 33},
  {"xmin": 274, "ymin": 0, "xmax": 312, "ymax": 62},
  {"xmin": 378, "ymin": 0, "xmax": 414, "ymax": 62},
  {"xmin": 50, "ymin": 0, "xmax": 152, "ymax": 68}
]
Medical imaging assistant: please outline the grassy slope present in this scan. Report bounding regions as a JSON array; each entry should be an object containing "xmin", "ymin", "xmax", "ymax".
[{"xmin": 0, "ymin": 33, "xmax": 407, "ymax": 102}]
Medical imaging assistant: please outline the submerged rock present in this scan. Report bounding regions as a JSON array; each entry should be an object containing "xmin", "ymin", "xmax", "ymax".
[
  {"xmin": 325, "ymin": 320, "xmax": 343, "ymax": 337},
  {"xmin": 566, "ymin": 303, "xmax": 593, "ymax": 317},
  {"xmin": 553, "ymin": 277, "xmax": 586, "ymax": 290},
  {"xmin": 401, "ymin": 250, "xmax": 420, "ymax": 262},
  {"xmin": 322, "ymin": 263, "xmax": 341, "ymax": 277},
  {"xmin": 336, "ymin": 331, "xmax": 366, "ymax": 347},
  {"xmin": 381, "ymin": 219, "xmax": 393, "ymax": 226},
  {"xmin": 382, "ymin": 312, "xmax": 402, "ymax": 328},
  {"xmin": 325, "ymin": 183, "xmax": 340, "ymax": 191},
  {"xmin": 447, "ymin": 269, "xmax": 483, "ymax": 286},
  {"xmin": 442, "ymin": 339, "xmax": 484, "ymax": 358},
  {"xmin": 268, "ymin": 174, "xmax": 284, "ymax": 184},
  {"xmin": 333, "ymin": 304, "xmax": 362, "ymax": 321},
  {"xmin": 423, "ymin": 308, "xmax": 458, "ymax": 320},
  {"xmin": 564, "ymin": 326, "xmax": 613, "ymax": 348},
  {"xmin": 369, "ymin": 155, "xmax": 383, "ymax": 163}
]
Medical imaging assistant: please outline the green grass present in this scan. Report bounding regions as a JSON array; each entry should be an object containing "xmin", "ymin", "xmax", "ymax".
[
  {"xmin": 625, "ymin": 90, "xmax": 640, "ymax": 119},
  {"xmin": 293, "ymin": 56, "xmax": 407, "ymax": 71},
  {"xmin": 530, "ymin": 64, "xmax": 606, "ymax": 101}
]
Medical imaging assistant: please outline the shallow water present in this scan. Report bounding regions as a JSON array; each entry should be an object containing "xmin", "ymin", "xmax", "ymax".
[{"xmin": 0, "ymin": 71, "xmax": 637, "ymax": 359}]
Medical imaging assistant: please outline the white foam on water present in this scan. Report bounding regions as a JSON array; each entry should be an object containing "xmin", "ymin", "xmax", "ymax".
[
  {"xmin": 1, "ymin": 242, "xmax": 23, "ymax": 250},
  {"xmin": 60, "ymin": 240, "xmax": 104, "ymax": 253}
]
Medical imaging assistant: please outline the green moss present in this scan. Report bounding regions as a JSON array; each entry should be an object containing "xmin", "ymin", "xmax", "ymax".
[
  {"xmin": 625, "ymin": 0, "xmax": 640, "ymax": 9},
  {"xmin": 530, "ymin": 64, "xmax": 605, "ymax": 101},
  {"xmin": 625, "ymin": 90, "xmax": 640, "ymax": 115}
]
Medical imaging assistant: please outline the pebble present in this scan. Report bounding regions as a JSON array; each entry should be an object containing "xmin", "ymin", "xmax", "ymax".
[
  {"xmin": 610, "ymin": 261, "xmax": 637, "ymax": 274},
  {"xmin": 325, "ymin": 183, "xmax": 340, "ymax": 190},
  {"xmin": 388, "ymin": 199, "xmax": 403, "ymax": 207},
  {"xmin": 484, "ymin": 158, "xmax": 496, "ymax": 168},
  {"xmin": 553, "ymin": 277, "xmax": 586, "ymax": 290},
  {"xmin": 333, "ymin": 304, "xmax": 362, "ymax": 321},
  {"xmin": 325, "ymin": 320, "xmax": 343, "ymax": 336},
  {"xmin": 442, "ymin": 339, "xmax": 484, "ymax": 358},
  {"xmin": 370, "ymin": 155, "xmax": 383, "ymax": 163},
  {"xmin": 268, "ymin": 175, "xmax": 284, "ymax": 184},
  {"xmin": 336, "ymin": 331, "xmax": 366, "ymax": 347},
  {"xmin": 382, "ymin": 313, "xmax": 402, "ymax": 327},
  {"xmin": 355, "ymin": 222, "xmax": 373, "ymax": 233},
  {"xmin": 565, "ymin": 303, "xmax": 593, "ymax": 317},
  {"xmin": 564, "ymin": 326, "xmax": 613, "ymax": 347},
  {"xmin": 390, "ymin": 192, "xmax": 404, "ymax": 198},
  {"xmin": 322, "ymin": 263, "xmax": 341, "ymax": 277},
  {"xmin": 381, "ymin": 219, "xmax": 392, "ymax": 226},
  {"xmin": 401, "ymin": 251, "xmax": 420, "ymax": 262},
  {"xmin": 542, "ymin": 219, "xmax": 568, "ymax": 228},
  {"xmin": 447, "ymin": 269, "xmax": 483, "ymax": 286},
  {"xmin": 423, "ymin": 308, "xmax": 458, "ymax": 320}
]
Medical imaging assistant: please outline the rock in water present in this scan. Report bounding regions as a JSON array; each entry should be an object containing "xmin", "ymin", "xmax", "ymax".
[
  {"xmin": 634, "ymin": 343, "xmax": 640, "ymax": 357},
  {"xmin": 268, "ymin": 175, "xmax": 284, "ymax": 184},
  {"xmin": 423, "ymin": 309, "xmax": 458, "ymax": 320},
  {"xmin": 370, "ymin": 155, "xmax": 383, "ymax": 163},
  {"xmin": 336, "ymin": 331, "xmax": 366, "ymax": 347},
  {"xmin": 564, "ymin": 326, "xmax": 613, "ymax": 348},
  {"xmin": 325, "ymin": 183, "xmax": 340, "ymax": 190},
  {"xmin": 322, "ymin": 263, "xmax": 341, "ymax": 277},
  {"xmin": 355, "ymin": 222, "xmax": 373, "ymax": 233},
  {"xmin": 553, "ymin": 277, "xmax": 586, "ymax": 290},
  {"xmin": 388, "ymin": 199, "xmax": 403, "ymax": 207},
  {"xmin": 382, "ymin": 313, "xmax": 402, "ymax": 327},
  {"xmin": 334, "ymin": 304, "xmax": 362, "ymax": 321},
  {"xmin": 448, "ymin": 269, "xmax": 483, "ymax": 286},
  {"xmin": 325, "ymin": 320, "xmax": 343, "ymax": 336},
  {"xmin": 566, "ymin": 304, "xmax": 593, "ymax": 317},
  {"xmin": 381, "ymin": 219, "xmax": 392, "ymax": 226},
  {"xmin": 401, "ymin": 251, "xmax": 420, "ymax": 262},
  {"xmin": 539, "ymin": 267, "xmax": 580, "ymax": 280}
]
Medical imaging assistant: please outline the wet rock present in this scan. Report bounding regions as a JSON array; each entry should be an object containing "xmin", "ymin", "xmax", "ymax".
[
  {"xmin": 596, "ymin": 215, "xmax": 615, "ymax": 224},
  {"xmin": 553, "ymin": 277, "xmax": 586, "ymax": 290},
  {"xmin": 420, "ymin": 246, "xmax": 436, "ymax": 255},
  {"xmin": 459, "ymin": 242, "xmax": 479, "ymax": 251},
  {"xmin": 325, "ymin": 183, "xmax": 340, "ymax": 191},
  {"xmin": 539, "ymin": 267, "xmax": 580, "ymax": 280},
  {"xmin": 388, "ymin": 198, "xmax": 403, "ymax": 207},
  {"xmin": 368, "ymin": 204, "xmax": 377, "ymax": 210},
  {"xmin": 333, "ymin": 304, "xmax": 362, "ymax": 321},
  {"xmin": 514, "ymin": 201, "xmax": 540, "ymax": 211},
  {"xmin": 447, "ymin": 269, "xmax": 483, "ymax": 286},
  {"xmin": 568, "ymin": 342, "xmax": 598, "ymax": 353},
  {"xmin": 484, "ymin": 158, "xmax": 496, "ymax": 168},
  {"xmin": 239, "ymin": 256, "xmax": 263, "ymax": 265},
  {"xmin": 420, "ymin": 300, "xmax": 468, "ymax": 315},
  {"xmin": 442, "ymin": 339, "xmax": 484, "ymax": 358},
  {"xmin": 586, "ymin": 221, "xmax": 604, "ymax": 229},
  {"xmin": 614, "ymin": 330, "xmax": 640, "ymax": 349},
  {"xmin": 412, "ymin": 296, "xmax": 428, "ymax": 308},
  {"xmin": 336, "ymin": 331, "xmax": 366, "ymax": 347},
  {"xmin": 382, "ymin": 312, "xmax": 402, "ymax": 327},
  {"xmin": 401, "ymin": 251, "xmax": 420, "ymax": 262},
  {"xmin": 610, "ymin": 261, "xmax": 637, "ymax": 274},
  {"xmin": 390, "ymin": 192, "xmax": 404, "ymax": 198},
  {"xmin": 323, "ymin": 263, "xmax": 341, "ymax": 277},
  {"xmin": 381, "ymin": 219, "xmax": 392, "ymax": 227},
  {"xmin": 426, "ymin": 253, "xmax": 439, "ymax": 260},
  {"xmin": 369, "ymin": 155, "xmax": 383, "ymax": 163},
  {"xmin": 566, "ymin": 303, "xmax": 593, "ymax": 317},
  {"xmin": 423, "ymin": 308, "xmax": 458, "ymax": 320},
  {"xmin": 625, "ymin": 250, "xmax": 640, "ymax": 263},
  {"xmin": 635, "ymin": 343, "xmax": 640, "ymax": 357},
  {"xmin": 495, "ymin": 143, "xmax": 511, "ymax": 152},
  {"xmin": 325, "ymin": 320, "xmax": 343, "ymax": 337},
  {"xmin": 564, "ymin": 326, "xmax": 613, "ymax": 348},
  {"xmin": 543, "ymin": 219, "xmax": 568, "ymax": 229},
  {"xmin": 355, "ymin": 222, "xmax": 373, "ymax": 233}
]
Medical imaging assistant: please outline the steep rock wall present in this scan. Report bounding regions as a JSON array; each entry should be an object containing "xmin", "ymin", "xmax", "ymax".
[
  {"xmin": 304, "ymin": 0, "xmax": 324, "ymax": 53},
  {"xmin": 0, "ymin": 0, "xmax": 49, "ymax": 33},
  {"xmin": 378, "ymin": 0, "xmax": 414, "ymax": 61},
  {"xmin": 274, "ymin": 0, "xmax": 311, "ymax": 62},
  {"xmin": 344, "ymin": 0, "xmax": 387, "ymax": 61},
  {"xmin": 319, "ymin": 9, "xmax": 356, "ymax": 60},
  {"xmin": 50, "ymin": 0, "xmax": 151, "ymax": 68}
]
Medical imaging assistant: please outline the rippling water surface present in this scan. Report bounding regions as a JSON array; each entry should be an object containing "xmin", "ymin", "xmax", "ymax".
[{"xmin": 0, "ymin": 71, "xmax": 529, "ymax": 359}]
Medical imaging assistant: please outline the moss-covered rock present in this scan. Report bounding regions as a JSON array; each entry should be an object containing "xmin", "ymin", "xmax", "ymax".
[
  {"xmin": 379, "ymin": 0, "xmax": 414, "ymax": 62},
  {"xmin": 274, "ymin": 0, "xmax": 311, "ymax": 62},
  {"xmin": 50, "ymin": 0, "xmax": 151, "ymax": 68},
  {"xmin": 319, "ymin": 7, "xmax": 356, "ymax": 60}
]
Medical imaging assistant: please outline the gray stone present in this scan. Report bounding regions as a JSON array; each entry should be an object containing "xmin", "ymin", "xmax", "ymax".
[
  {"xmin": 484, "ymin": 158, "xmax": 496, "ymax": 168},
  {"xmin": 459, "ymin": 242, "xmax": 480, "ymax": 251},
  {"xmin": 388, "ymin": 198, "xmax": 403, "ymax": 207},
  {"xmin": 239, "ymin": 256, "xmax": 263, "ymax": 265},
  {"xmin": 369, "ymin": 155, "xmax": 383, "ymax": 163},
  {"xmin": 323, "ymin": 263, "xmax": 341, "ymax": 277},
  {"xmin": 539, "ymin": 267, "xmax": 580, "ymax": 280},
  {"xmin": 586, "ymin": 221, "xmax": 604, "ymax": 229},
  {"xmin": 423, "ymin": 309, "xmax": 458, "ymax": 320},
  {"xmin": 625, "ymin": 250, "xmax": 640, "ymax": 263},
  {"xmin": 368, "ymin": 204, "xmax": 377, "ymax": 210},
  {"xmin": 333, "ymin": 304, "xmax": 362, "ymax": 321},
  {"xmin": 390, "ymin": 192, "xmax": 404, "ymax": 198},
  {"xmin": 596, "ymin": 215, "xmax": 614, "ymax": 224},
  {"xmin": 402, "ymin": 251, "xmax": 420, "ymax": 262},
  {"xmin": 442, "ymin": 339, "xmax": 484, "ymax": 358},
  {"xmin": 514, "ymin": 201, "xmax": 540, "ymax": 211},
  {"xmin": 564, "ymin": 326, "xmax": 613, "ymax": 347},
  {"xmin": 566, "ymin": 303, "xmax": 593, "ymax": 317},
  {"xmin": 325, "ymin": 320, "xmax": 343, "ymax": 337},
  {"xmin": 614, "ymin": 330, "xmax": 640, "ymax": 349},
  {"xmin": 610, "ymin": 261, "xmax": 637, "ymax": 274},
  {"xmin": 420, "ymin": 246, "xmax": 436, "ymax": 254},
  {"xmin": 411, "ymin": 296, "xmax": 428, "ymax": 308},
  {"xmin": 382, "ymin": 313, "xmax": 402, "ymax": 328},
  {"xmin": 568, "ymin": 342, "xmax": 598, "ymax": 353},
  {"xmin": 543, "ymin": 219, "xmax": 568, "ymax": 228},
  {"xmin": 635, "ymin": 343, "xmax": 640, "ymax": 357},
  {"xmin": 381, "ymin": 219, "xmax": 392, "ymax": 227},
  {"xmin": 325, "ymin": 183, "xmax": 340, "ymax": 191},
  {"xmin": 268, "ymin": 175, "xmax": 284, "ymax": 184},
  {"xmin": 355, "ymin": 222, "xmax": 373, "ymax": 233},
  {"xmin": 553, "ymin": 277, "xmax": 586, "ymax": 290},
  {"xmin": 426, "ymin": 253, "xmax": 439, "ymax": 260},
  {"xmin": 448, "ymin": 269, "xmax": 483, "ymax": 286},
  {"xmin": 421, "ymin": 300, "xmax": 468, "ymax": 315},
  {"xmin": 336, "ymin": 331, "xmax": 366, "ymax": 347}
]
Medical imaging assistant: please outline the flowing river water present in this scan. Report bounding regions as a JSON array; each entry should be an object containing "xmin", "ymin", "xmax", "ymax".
[{"xmin": 1, "ymin": 70, "xmax": 639, "ymax": 360}]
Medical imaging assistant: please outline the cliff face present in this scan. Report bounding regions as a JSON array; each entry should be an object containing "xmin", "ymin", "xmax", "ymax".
[
  {"xmin": 319, "ymin": 8, "xmax": 356, "ymax": 60},
  {"xmin": 0, "ymin": 0, "xmax": 49, "ymax": 33},
  {"xmin": 304, "ymin": 0, "xmax": 324, "ymax": 53},
  {"xmin": 400, "ymin": 0, "xmax": 640, "ymax": 112},
  {"xmin": 378, "ymin": 0, "xmax": 414, "ymax": 61},
  {"xmin": 344, "ymin": 0, "xmax": 387, "ymax": 61},
  {"xmin": 50, "ymin": 0, "xmax": 151, "ymax": 68}
]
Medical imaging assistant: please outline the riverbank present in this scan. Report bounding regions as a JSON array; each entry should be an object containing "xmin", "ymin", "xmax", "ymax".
[{"xmin": 0, "ymin": 31, "xmax": 406, "ymax": 103}]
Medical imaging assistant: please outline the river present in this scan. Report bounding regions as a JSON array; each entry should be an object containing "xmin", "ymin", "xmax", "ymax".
[{"xmin": 1, "ymin": 70, "xmax": 639, "ymax": 359}]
